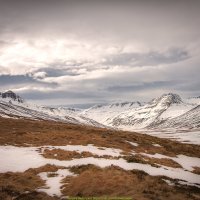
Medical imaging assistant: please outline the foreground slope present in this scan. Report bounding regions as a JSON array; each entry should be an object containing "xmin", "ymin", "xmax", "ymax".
[{"xmin": 0, "ymin": 117, "xmax": 200, "ymax": 199}]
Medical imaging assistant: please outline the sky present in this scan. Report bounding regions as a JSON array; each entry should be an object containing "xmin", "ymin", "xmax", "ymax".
[{"xmin": 0, "ymin": 0, "xmax": 200, "ymax": 106}]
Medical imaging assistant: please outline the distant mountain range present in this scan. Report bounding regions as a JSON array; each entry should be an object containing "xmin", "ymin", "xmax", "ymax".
[
  {"xmin": 0, "ymin": 90, "xmax": 103, "ymax": 127},
  {"xmin": 82, "ymin": 93, "xmax": 200, "ymax": 130},
  {"xmin": 0, "ymin": 90, "xmax": 199, "ymax": 131}
]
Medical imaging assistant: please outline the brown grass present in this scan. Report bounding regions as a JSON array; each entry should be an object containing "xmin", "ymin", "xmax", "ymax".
[
  {"xmin": 133, "ymin": 145, "xmax": 177, "ymax": 157},
  {"xmin": 62, "ymin": 165, "xmax": 200, "ymax": 200},
  {"xmin": 0, "ymin": 117, "xmax": 199, "ymax": 159},
  {"xmin": 42, "ymin": 148, "xmax": 117, "ymax": 160},
  {"xmin": 146, "ymin": 157, "xmax": 182, "ymax": 168},
  {"xmin": 0, "ymin": 190, "xmax": 56, "ymax": 200},
  {"xmin": 0, "ymin": 171, "xmax": 54, "ymax": 200},
  {"xmin": 25, "ymin": 164, "xmax": 66, "ymax": 175},
  {"xmin": 43, "ymin": 149, "xmax": 94, "ymax": 160},
  {"xmin": 0, "ymin": 164, "xmax": 65, "ymax": 200},
  {"xmin": 0, "ymin": 117, "xmax": 200, "ymax": 199},
  {"xmin": 124, "ymin": 155, "xmax": 181, "ymax": 168},
  {"xmin": 0, "ymin": 171, "xmax": 44, "ymax": 193},
  {"xmin": 192, "ymin": 167, "xmax": 200, "ymax": 175}
]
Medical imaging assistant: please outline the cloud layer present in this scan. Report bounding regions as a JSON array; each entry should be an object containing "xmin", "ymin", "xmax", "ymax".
[{"xmin": 0, "ymin": 0, "xmax": 200, "ymax": 105}]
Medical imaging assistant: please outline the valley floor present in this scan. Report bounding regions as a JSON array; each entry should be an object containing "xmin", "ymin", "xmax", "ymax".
[
  {"xmin": 131, "ymin": 128, "xmax": 200, "ymax": 145},
  {"xmin": 0, "ymin": 117, "xmax": 200, "ymax": 200}
]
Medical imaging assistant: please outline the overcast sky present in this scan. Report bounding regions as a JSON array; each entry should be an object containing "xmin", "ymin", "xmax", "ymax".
[{"xmin": 0, "ymin": 0, "xmax": 199, "ymax": 106}]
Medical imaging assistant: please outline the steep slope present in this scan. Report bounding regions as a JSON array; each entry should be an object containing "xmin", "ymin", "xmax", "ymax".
[
  {"xmin": 38, "ymin": 106, "xmax": 102, "ymax": 126},
  {"xmin": 0, "ymin": 90, "xmax": 24, "ymax": 103},
  {"xmin": 0, "ymin": 100, "xmax": 62, "ymax": 121},
  {"xmin": 109, "ymin": 93, "xmax": 195, "ymax": 130},
  {"xmin": 81, "ymin": 101, "xmax": 142, "ymax": 124},
  {"xmin": 185, "ymin": 96, "xmax": 200, "ymax": 105},
  {"xmin": 156, "ymin": 105, "xmax": 200, "ymax": 129},
  {"xmin": 0, "ymin": 91, "xmax": 103, "ymax": 127}
]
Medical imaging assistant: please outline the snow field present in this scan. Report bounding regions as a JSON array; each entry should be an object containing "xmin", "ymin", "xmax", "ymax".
[{"xmin": 0, "ymin": 145, "xmax": 200, "ymax": 196}]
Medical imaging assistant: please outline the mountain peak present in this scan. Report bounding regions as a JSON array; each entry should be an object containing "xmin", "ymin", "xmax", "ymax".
[
  {"xmin": 0, "ymin": 90, "xmax": 24, "ymax": 103},
  {"xmin": 151, "ymin": 93, "xmax": 182, "ymax": 105},
  {"xmin": 162, "ymin": 93, "xmax": 182, "ymax": 102}
]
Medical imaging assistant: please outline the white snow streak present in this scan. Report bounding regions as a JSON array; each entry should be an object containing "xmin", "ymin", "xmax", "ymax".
[{"xmin": 38, "ymin": 169, "xmax": 75, "ymax": 196}]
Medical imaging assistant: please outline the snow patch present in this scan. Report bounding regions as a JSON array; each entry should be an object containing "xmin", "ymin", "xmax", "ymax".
[
  {"xmin": 0, "ymin": 145, "xmax": 200, "ymax": 191},
  {"xmin": 143, "ymin": 129, "xmax": 200, "ymax": 145},
  {"xmin": 38, "ymin": 169, "xmax": 75, "ymax": 196},
  {"xmin": 152, "ymin": 143, "xmax": 161, "ymax": 147},
  {"xmin": 139, "ymin": 152, "xmax": 200, "ymax": 171},
  {"xmin": 162, "ymin": 179, "xmax": 175, "ymax": 186},
  {"xmin": 126, "ymin": 141, "xmax": 139, "ymax": 147}
]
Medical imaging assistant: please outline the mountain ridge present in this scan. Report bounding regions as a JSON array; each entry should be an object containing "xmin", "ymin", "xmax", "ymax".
[
  {"xmin": 0, "ymin": 90, "xmax": 199, "ymax": 132},
  {"xmin": 0, "ymin": 90, "xmax": 24, "ymax": 103},
  {"xmin": 0, "ymin": 91, "xmax": 104, "ymax": 127}
]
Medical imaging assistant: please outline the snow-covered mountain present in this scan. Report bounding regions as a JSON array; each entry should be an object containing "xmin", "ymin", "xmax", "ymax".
[
  {"xmin": 156, "ymin": 105, "xmax": 200, "ymax": 129},
  {"xmin": 0, "ymin": 90, "xmax": 24, "ymax": 103},
  {"xmin": 185, "ymin": 96, "xmax": 200, "ymax": 105},
  {"xmin": 81, "ymin": 93, "xmax": 199, "ymax": 131},
  {"xmin": 109, "ymin": 93, "xmax": 197, "ymax": 130},
  {"xmin": 81, "ymin": 101, "xmax": 142, "ymax": 125},
  {"xmin": 0, "ymin": 91, "xmax": 103, "ymax": 127},
  {"xmin": 0, "ymin": 91, "xmax": 199, "ymax": 131}
]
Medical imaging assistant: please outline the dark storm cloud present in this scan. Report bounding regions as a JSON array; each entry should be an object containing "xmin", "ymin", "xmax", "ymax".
[
  {"xmin": 0, "ymin": 75, "xmax": 34, "ymax": 85},
  {"xmin": 104, "ymin": 48, "xmax": 189, "ymax": 67},
  {"xmin": 0, "ymin": 74, "xmax": 57, "ymax": 88},
  {"xmin": 106, "ymin": 81, "xmax": 177, "ymax": 92},
  {"xmin": 34, "ymin": 67, "xmax": 80, "ymax": 77}
]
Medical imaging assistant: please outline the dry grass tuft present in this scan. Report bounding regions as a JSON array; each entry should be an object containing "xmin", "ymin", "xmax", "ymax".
[
  {"xmin": 0, "ymin": 164, "xmax": 65, "ymax": 200},
  {"xmin": 62, "ymin": 165, "xmax": 199, "ymax": 200},
  {"xmin": 0, "ymin": 171, "xmax": 50, "ymax": 200},
  {"xmin": 0, "ymin": 171, "xmax": 44, "ymax": 193},
  {"xmin": 192, "ymin": 167, "xmax": 200, "ymax": 175},
  {"xmin": 43, "ymin": 149, "xmax": 95, "ymax": 160},
  {"xmin": 0, "ymin": 117, "xmax": 199, "ymax": 159},
  {"xmin": 42, "ymin": 148, "xmax": 117, "ymax": 161},
  {"xmin": 26, "ymin": 164, "xmax": 66, "ymax": 175},
  {"xmin": 146, "ymin": 157, "xmax": 182, "ymax": 168},
  {"xmin": 124, "ymin": 155, "xmax": 182, "ymax": 168}
]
